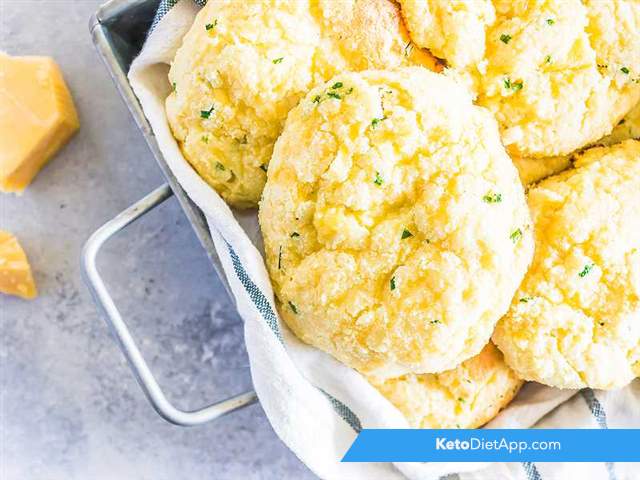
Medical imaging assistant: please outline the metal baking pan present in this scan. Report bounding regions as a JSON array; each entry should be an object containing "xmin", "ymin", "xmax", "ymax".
[{"xmin": 83, "ymin": 0, "xmax": 258, "ymax": 426}]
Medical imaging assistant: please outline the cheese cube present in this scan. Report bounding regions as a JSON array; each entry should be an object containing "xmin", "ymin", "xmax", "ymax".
[
  {"xmin": 0, "ymin": 230, "xmax": 37, "ymax": 299},
  {"xmin": 0, "ymin": 52, "xmax": 79, "ymax": 192}
]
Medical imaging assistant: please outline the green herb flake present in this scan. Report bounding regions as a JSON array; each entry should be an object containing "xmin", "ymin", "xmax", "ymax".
[
  {"xmin": 578, "ymin": 263, "xmax": 594, "ymax": 278},
  {"xmin": 545, "ymin": 55, "xmax": 552, "ymax": 64},
  {"xmin": 201, "ymin": 135, "xmax": 209, "ymax": 144},
  {"xmin": 371, "ymin": 116, "xmax": 387, "ymax": 128},
  {"xmin": 546, "ymin": 18, "xmax": 555, "ymax": 25},
  {"xmin": 172, "ymin": 82, "xmax": 176, "ymax": 92},
  {"xmin": 288, "ymin": 301, "xmax": 298, "ymax": 314},
  {"xmin": 504, "ymin": 78, "xmax": 523, "ymax": 91},
  {"xmin": 259, "ymin": 164, "xmax": 268, "ymax": 172},
  {"xmin": 401, "ymin": 229, "xmax": 413, "ymax": 239},
  {"xmin": 621, "ymin": 66, "xmax": 630, "ymax": 74},
  {"xmin": 483, "ymin": 192, "xmax": 502, "ymax": 203},
  {"xmin": 332, "ymin": 82, "xmax": 343, "ymax": 89},
  {"xmin": 205, "ymin": 20, "xmax": 217, "ymax": 30},
  {"xmin": 215, "ymin": 162, "xmax": 225, "ymax": 171},
  {"xmin": 430, "ymin": 319, "xmax": 441, "ymax": 325},
  {"xmin": 272, "ymin": 57, "xmax": 284, "ymax": 64},
  {"xmin": 390, "ymin": 276, "xmax": 397, "ymax": 291},
  {"xmin": 327, "ymin": 91, "xmax": 342, "ymax": 100},
  {"xmin": 519, "ymin": 296, "xmax": 534, "ymax": 303},
  {"xmin": 373, "ymin": 171, "xmax": 383, "ymax": 186},
  {"xmin": 290, "ymin": 232, "xmax": 300, "ymax": 238},
  {"xmin": 312, "ymin": 95, "xmax": 321, "ymax": 104},
  {"xmin": 510, "ymin": 228, "xmax": 523, "ymax": 243},
  {"xmin": 458, "ymin": 397, "xmax": 465, "ymax": 403},
  {"xmin": 500, "ymin": 34, "xmax": 512, "ymax": 44},
  {"xmin": 200, "ymin": 106, "xmax": 214, "ymax": 119}
]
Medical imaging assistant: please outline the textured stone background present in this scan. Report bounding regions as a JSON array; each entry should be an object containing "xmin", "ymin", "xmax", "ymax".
[{"xmin": 0, "ymin": 1, "xmax": 315, "ymax": 478}]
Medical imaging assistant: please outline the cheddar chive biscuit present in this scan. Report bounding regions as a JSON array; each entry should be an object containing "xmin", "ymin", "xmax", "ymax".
[
  {"xmin": 260, "ymin": 68, "xmax": 533, "ymax": 377},
  {"xmin": 166, "ymin": 0, "xmax": 436, "ymax": 208},
  {"xmin": 494, "ymin": 140, "xmax": 640, "ymax": 390},
  {"xmin": 399, "ymin": 0, "xmax": 640, "ymax": 159},
  {"xmin": 371, "ymin": 343, "xmax": 522, "ymax": 429}
]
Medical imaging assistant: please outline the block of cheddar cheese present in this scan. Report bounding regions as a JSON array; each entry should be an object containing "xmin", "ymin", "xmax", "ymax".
[
  {"xmin": 0, "ymin": 230, "xmax": 37, "ymax": 299},
  {"xmin": 0, "ymin": 52, "xmax": 79, "ymax": 193}
]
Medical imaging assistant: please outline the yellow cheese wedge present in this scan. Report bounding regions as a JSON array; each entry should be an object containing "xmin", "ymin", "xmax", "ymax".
[
  {"xmin": 0, "ymin": 52, "xmax": 79, "ymax": 193},
  {"xmin": 0, "ymin": 230, "xmax": 37, "ymax": 299}
]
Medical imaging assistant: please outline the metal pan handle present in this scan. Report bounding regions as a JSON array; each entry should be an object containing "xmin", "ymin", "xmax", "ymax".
[{"xmin": 81, "ymin": 184, "xmax": 257, "ymax": 426}]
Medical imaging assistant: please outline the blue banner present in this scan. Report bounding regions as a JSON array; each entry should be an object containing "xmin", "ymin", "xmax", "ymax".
[{"xmin": 342, "ymin": 429, "xmax": 640, "ymax": 462}]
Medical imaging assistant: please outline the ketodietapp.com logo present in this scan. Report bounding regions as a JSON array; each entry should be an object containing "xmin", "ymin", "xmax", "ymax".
[
  {"xmin": 435, "ymin": 436, "xmax": 560, "ymax": 454},
  {"xmin": 342, "ymin": 429, "xmax": 640, "ymax": 462}
]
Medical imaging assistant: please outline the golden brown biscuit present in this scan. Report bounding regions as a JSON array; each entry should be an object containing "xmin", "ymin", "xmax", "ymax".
[
  {"xmin": 260, "ymin": 68, "xmax": 533, "ymax": 377},
  {"xmin": 166, "ymin": 0, "xmax": 436, "ymax": 207},
  {"xmin": 371, "ymin": 343, "xmax": 523, "ymax": 429},
  {"xmin": 494, "ymin": 140, "xmax": 640, "ymax": 389}
]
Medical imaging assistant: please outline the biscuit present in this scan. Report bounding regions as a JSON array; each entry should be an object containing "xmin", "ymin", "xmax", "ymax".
[
  {"xmin": 259, "ymin": 68, "xmax": 533, "ymax": 377},
  {"xmin": 399, "ymin": 0, "xmax": 640, "ymax": 159},
  {"xmin": 493, "ymin": 140, "xmax": 640, "ymax": 389},
  {"xmin": 513, "ymin": 100, "xmax": 640, "ymax": 186},
  {"xmin": 166, "ymin": 0, "xmax": 436, "ymax": 208},
  {"xmin": 370, "ymin": 343, "xmax": 522, "ymax": 429}
]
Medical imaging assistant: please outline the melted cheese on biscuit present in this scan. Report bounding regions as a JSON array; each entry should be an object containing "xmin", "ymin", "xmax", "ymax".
[
  {"xmin": 494, "ymin": 140, "xmax": 640, "ymax": 389},
  {"xmin": 167, "ymin": 0, "xmax": 436, "ymax": 208},
  {"xmin": 260, "ymin": 68, "xmax": 533, "ymax": 377},
  {"xmin": 399, "ymin": 0, "xmax": 640, "ymax": 159}
]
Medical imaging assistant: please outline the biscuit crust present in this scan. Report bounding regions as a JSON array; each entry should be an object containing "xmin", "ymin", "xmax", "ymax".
[
  {"xmin": 260, "ymin": 68, "xmax": 533, "ymax": 377},
  {"xmin": 494, "ymin": 140, "xmax": 640, "ymax": 389},
  {"xmin": 399, "ymin": 0, "xmax": 640, "ymax": 159},
  {"xmin": 371, "ymin": 343, "xmax": 523, "ymax": 429},
  {"xmin": 166, "ymin": 0, "xmax": 436, "ymax": 208}
]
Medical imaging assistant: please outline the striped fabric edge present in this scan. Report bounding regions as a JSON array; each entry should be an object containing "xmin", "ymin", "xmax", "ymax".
[
  {"xmin": 581, "ymin": 389, "xmax": 617, "ymax": 480},
  {"xmin": 224, "ymin": 240, "xmax": 363, "ymax": 433},
  {"xmin": 151, "ymin": 0, "xmax": 207, "ymax": 31}
]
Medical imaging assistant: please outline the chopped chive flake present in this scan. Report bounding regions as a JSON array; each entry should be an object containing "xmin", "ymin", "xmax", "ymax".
[
  {"xmin": 201, "ymin": 135, "xmax": 209, "ymax": 143},
  {"xmin": 215, "ymin": 162, "xmax": 225, "ymax": 171},
  {"xmin": 401, "ymin": 229, "xmax": 413, "ymax": 239},
  {"xmin": 621, "ymin": 66, "xmax": 630, "ymax": 74},
  {"xmin": 205, "ymin": 20, "xmax": 217, "ymax": 30},
  {"xmin": 500, "ymin": 34, "xmax": 512, "ymax": 44},
  {"xmin": 510, "ymin": 228, "xmax": 523, "ymax": 243},
  {"xmin": 390, "ymin": 276, "xmax": 397, "ymax": 291},
  {"xmin": 312, "ymin": 95, "xmax": 321, "ymax": 104},
  {"xmin": 259, "ymin": 164, "xmax": 268, "ymax": 172},
  {"xmin": 519, "ymin": 296, "xmax": 534, "ymax": 303},
  {"xmin": 578, "ymin": 263, "xmax": 594, "ymax": 277},
  {"xmin": 546, "ymin": 18, "xmax": 555, "ymax": 25},
  {"xmin": 504, "ymin": 78, "xmax": 523, "ymax": 91},
  {"xmin": 327, "ymin": 91, "xmax": 341, "ymax": 100},
  {"xmin": 332, "ymin": 82, "xmax": 343, "ymax": 89},
  {"xmin": 483, "ymin": 192, "xmax": 502, "ymax": 203},
  {"xmin": 430, "ymin": 319, "xmax": 440, "ymax": 324},
  {"xmin": 458, "ymin": 397, "xmax": 465, "ymax": 403},
  {"xmin": 346, "ymin": 87, "xmax": 353, "ymax": 94},
  {"xmin": 172, "ymin": 82, "xmax": 176, "ymax": 91},
  {"xmin": 288, "ymin": 301, "xmax": 298, "ymax": 314},
  {"xmin": 545, "ymin": 55, "xmax": 552, "ymax": 64},
  {"xmin": 272, "ymin": 57, "xmax": 284, "ymax": 64},
  {"xmin": 373, "ymin": 171, "xmax": 383, "ymax": 186},
  {"xmin": 371, "ymin": 116, "xmax": 387, "ymax": 128},
  {"xmin": 200, "ymin": 106, "xmax": 214, "ymax": 119},
  {"xmin": 290, "ymin": 232, "xmax": 300, "ymax": 238}
]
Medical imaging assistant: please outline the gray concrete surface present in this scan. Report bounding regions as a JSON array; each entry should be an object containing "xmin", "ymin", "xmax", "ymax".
[{"xmin": 0, "ymin": 1, "xmax": 315, "ymax": 478}]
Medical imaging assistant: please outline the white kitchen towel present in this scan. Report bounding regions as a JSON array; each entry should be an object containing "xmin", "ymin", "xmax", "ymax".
[{"xmin": 127, "ymin": 1, "xmax": 640, "ymax": 479}]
